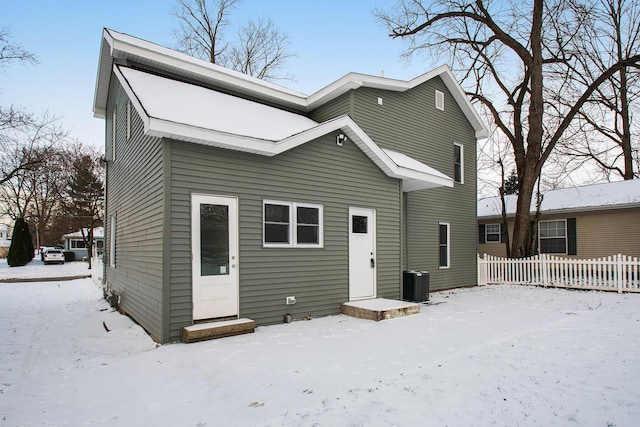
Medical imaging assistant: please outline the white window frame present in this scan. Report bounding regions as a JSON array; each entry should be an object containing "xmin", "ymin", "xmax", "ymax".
[
  {"xmin": 263, "ymin": 200, "xmax": 323, "ymax": 248},
  {"xmin": 109, "ymin": 213, "xmax": 116, "ymax": 267},
  {"xmin": 111, "ymin": 108, "xmax": 117, "ymax": 161},
  {"xmin": 538, "ymin": 219, "xmax": 567, "ymax": 255},
  {"xmin": 454, "ymin": 142, "xmax": 464, "ymax": 184},
  {"xmin": 435, "ymin": 89, "xmax": 445, "ymax": 111},
  {"xmin": 438, "ymin": 222, "xmax": 450, "ymax": 269},
  {"xmin": 126, "ymin": 101, "xmax": 131, "ymax": 141},
  {"xmin": 485, "ymin": 223, "xmax": 501, "ymax": 243}
]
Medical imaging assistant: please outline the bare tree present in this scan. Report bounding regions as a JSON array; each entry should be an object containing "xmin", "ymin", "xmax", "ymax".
[
  {"xmin": 0, "ymin": 28, "xmax": 37, "ymax": 71},
  {"xmin": 172, "ymin": 0, "xmax": 294, "ymax": 81},
  {"xmin": 173, "ymin": 0, "xmax": 238, "ymax": 63},
  {"xmin": 558, "ymin": 0, "xmax": 640, "ymax": 180},
  {"xmin": 225, "ymin": 17, "xmax": 294, "ymax": 81},
  {"xmin": 377, "ymin": 0, "xmax": 640, "ymax": 257}
]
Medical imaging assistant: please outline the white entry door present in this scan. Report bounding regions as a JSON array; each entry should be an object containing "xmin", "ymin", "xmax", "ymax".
[
  {"xmin": 349, "ymin": 207, "xmax": 376, "ymax": 300},
  {"xmin": 191, "ymin": 194, "xmax": 238, "ymax": 320}
]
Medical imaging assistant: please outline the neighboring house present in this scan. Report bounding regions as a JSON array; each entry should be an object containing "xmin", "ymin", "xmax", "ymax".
[
  {"xmin": 478, "ymin": 180, "xmax": 640, "ymax": 258},
  {"xmin": 0, "ymin": 224, "xmax": 10, "ymax": 258},
  {"xmin": 63, "ymin": 228, "xmax": 105, "ymax": 260},
  {"xmin": 93, "ymin": 29, "xmax": 487, "ymax": 343}
]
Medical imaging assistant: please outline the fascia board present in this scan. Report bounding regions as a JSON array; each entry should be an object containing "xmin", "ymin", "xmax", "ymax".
[
  {"xmin": 93, "ymin": 29, "xmax": 115, "ymax": 118},
  {"xmin": 147, "ymin": 118, "xmax": 277, "ymax": 155},
  {"xmin": 106, "ymin": 29, "xmax": 308, "ymax": 111}
]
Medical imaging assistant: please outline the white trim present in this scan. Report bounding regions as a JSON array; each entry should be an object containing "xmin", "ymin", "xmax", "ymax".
[
  {"xmin": 453, "ymin": 142, "xmax": 464, "ymax": 184},
  {"xmin": 439, "ymin": 222, "xmax": 450, "ymax": 269},
  {"xmin": 126, "ymin": 101, "xmax": 131, "ymax": 141},
  {"xmin": 94, "ymin": 29, "xmax": 488, "ymax": 138},
  {"xmin": 263, "ymin": 200, "xmax": 324, "ymax": 248},
  {"xmin": 111, "ymin": 108, "xmax": 117, "ymax": 161},
  {"xmin": 435, "ymin": 89, "xmax": 445, "ymax": 111}
]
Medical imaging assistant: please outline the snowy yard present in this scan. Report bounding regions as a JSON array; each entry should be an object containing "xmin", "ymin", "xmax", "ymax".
[{"xmin": 1, "ymin": 259, "xmax": 639, "ymax": 426}]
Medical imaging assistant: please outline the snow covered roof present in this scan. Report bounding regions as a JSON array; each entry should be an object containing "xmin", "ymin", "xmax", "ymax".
[
  {"xmin": 116, "ymin": 66, "xmax": 452, "ymax": 191},
  {"xmin": 478, "ymin": 180, "xmax": 640, "ymax": 219},
  {"xmin": 94, "ymin": 28, "xmax": 487, "ymax": 138},
  {"xmin": 63, "ymin": 227, "xmax": 105, "ymax": 239},
  {"xmin": 118, "ymin": 67, "xmax": 317, "ymax": 141}
]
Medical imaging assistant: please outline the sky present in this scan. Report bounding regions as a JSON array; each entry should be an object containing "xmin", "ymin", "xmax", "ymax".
[{"xmin": 1, "ymin": 0, "xmax": 435, "ymax": 151}]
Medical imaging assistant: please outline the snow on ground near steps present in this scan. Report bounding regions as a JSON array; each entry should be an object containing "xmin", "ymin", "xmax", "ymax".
[{"xmin": 1, "ymin": 279, "xmax": 639, "ymax": 426}]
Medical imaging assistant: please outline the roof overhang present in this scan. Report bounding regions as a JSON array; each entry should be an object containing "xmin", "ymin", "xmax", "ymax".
[
  {"xmin": 115, "ymin": 65, "xmax": 452, "ymax": 192},
  {"xmin": 94, "ymin": 29, "xmax": 488, "ymax": 138}
]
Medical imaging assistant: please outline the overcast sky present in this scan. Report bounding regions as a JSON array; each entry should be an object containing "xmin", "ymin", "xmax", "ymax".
[{"xmin": 2, "ymin": 0, "xmax": 438, "ymax": 151}]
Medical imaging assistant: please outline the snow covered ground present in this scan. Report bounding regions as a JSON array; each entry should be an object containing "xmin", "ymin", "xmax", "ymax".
[{"xmin": 1, "ymin": 258, "xmax": 639, "ymax": 426}]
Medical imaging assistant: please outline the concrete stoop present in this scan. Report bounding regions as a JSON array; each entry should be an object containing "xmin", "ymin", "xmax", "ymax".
[
  {"xmin": 183, "ymin": 318, "xmax": 255, "ymax": 343},
  {"xmin": 341, "ymin": 298, "xmax": 420, "ymax": 321}
]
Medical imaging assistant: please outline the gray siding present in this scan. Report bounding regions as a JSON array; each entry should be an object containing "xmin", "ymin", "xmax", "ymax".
[
  {"xmin": 309, "ymin": 92, "xmax": 352, "ymax": 122},
  {"xmin": 104, "ymin": 78, "xmax": 166, "ymax": 341},
  {"xmin": 348, "ymin": 77, "xmax": 478, "ymax": 290},
  {"xmin": 168, "ymin": 133, "xmax": 401, "ymax": 341}
]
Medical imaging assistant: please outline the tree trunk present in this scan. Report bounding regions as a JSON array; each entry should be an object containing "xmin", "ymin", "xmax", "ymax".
[{"xmin": 510, "ymin": 170, "xmax": 538, "ymax": 258}]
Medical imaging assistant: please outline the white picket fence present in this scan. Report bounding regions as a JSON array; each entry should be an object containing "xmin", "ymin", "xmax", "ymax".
[{"xmin": 478, "ymin": 253, "xmax": 640, "ymax": 293}]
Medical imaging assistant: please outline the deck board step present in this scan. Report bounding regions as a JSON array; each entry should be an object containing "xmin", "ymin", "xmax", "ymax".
[
  {"xmin": 183, "ymin": 318, "xmax": 255, "ymax": 343},
  {"xmin": 342, "ymin": 298, "xmax": 420, "ymax": 321}
]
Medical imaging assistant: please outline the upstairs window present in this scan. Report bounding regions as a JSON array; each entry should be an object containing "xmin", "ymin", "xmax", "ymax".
[
  {"xmin": 126, "ymin": 101, "xmax": 131, "ymax": 141},
  {"xmin": 439, "ymin": 222, "xmax": 450, "ymax": 268},
  {"xmin": 435, "ymin": 89, "xmax": 445, "ymax": 111},
  {"xmin": 454, "ymin": 142, "xmax": 464, "ymax": 184},
  {"xmin": 111, "ymin": 108, "xmax": 117, "ymax": 161}
]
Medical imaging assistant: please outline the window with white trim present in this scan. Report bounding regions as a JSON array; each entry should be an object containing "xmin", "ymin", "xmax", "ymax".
[
  {"xmin": 126, "ymin": 101, "xmax": 131, "ymax": 141},
  {"xmin": 485, "ymin": 223, "xmax": 501, "ymax": 243},
  {"xmin": 454, "ymin": 142, "xmax": 463, "ymax": 184},
  {"xmin": 109, "ymin": 213, "xmax": 116, "ymax": 267},
  {"xmin": 435, "ymin": 89, "xmax": 445, "ymax": 111},
  {"xmin": 111, "ymin": 108, "xmax": 117, "ymax": 161},
  {"xmin": 263, "ymin": 200, "xmax": 323, "ymax": 247},
  {"xmin": 539, "ymin": 220, "xmax": 567, "ymax": 254},
  {"xmin": 439, "ymin": 222, "xmax": 450, "ymax": 268}
]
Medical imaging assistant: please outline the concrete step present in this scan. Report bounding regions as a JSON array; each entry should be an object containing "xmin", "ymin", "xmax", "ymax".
[
  {"xmin": 342, "ymin": 298, "xmax": 420, "ymax": 321},
  {"xmin": 183, "ymin": 318, "xmax": 255, "ymax": 343}
]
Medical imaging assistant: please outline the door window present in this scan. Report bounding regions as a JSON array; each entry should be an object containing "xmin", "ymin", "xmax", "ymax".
[{"xmin": 200, "ymin": 204, "xmax": 229, "ymax": 276}]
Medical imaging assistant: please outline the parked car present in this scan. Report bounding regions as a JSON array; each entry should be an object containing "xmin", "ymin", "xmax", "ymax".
[{"xmin": 43, "ymin": 249, "xmax": 65, "ymax": 265}]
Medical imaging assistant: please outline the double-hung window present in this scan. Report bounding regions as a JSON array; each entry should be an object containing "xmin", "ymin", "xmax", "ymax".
[
  {"xmin": 263, "ymin": 200, "xmax": 323, "ymax": 248},
  {"xmin": 439, "ymin": 222, "xmax": 450, "ymax": 268},
  {"xmin": 485, "ymin": 224, "xmax": 501, "ymax": 243},
  {"xmin": 453, "ymin": 142, "xmax": 463, "ymax": 184},
  {"xmin": 111, "ymin": 108, "xmax": 117, "ymax": 161},
  {"xmin": 539, "ymin": 220, "xmax": 567, "ymax": 254}
]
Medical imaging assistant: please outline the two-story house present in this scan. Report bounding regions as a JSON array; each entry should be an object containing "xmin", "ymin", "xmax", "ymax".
[{"xmin": 93, "ymin": 29, "xmax": 487, "ymax": 343}]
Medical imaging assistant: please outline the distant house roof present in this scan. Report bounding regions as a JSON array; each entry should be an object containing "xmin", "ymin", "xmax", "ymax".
[
  {"xmin": 478, "ymin": 180, "xmax": 640, "ymax": 219},
  {"xmin": 63, "ymin": 227, "xmax": 105, "ymax": 239},
  {"xmin": 94, "ymin": 28, "xmax": 488, "ymax": 138}
]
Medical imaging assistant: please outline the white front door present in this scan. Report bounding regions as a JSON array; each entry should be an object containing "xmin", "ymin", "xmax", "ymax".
[
  {"xmin": 349, "ymin": 207, "xmax": 376, "ymax": 300},
  {"xmin": 191, "ymin": 194, "xmax": 238, "ymax": 320}
]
